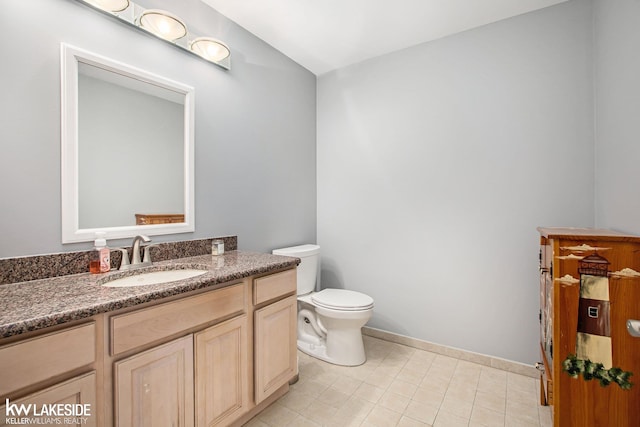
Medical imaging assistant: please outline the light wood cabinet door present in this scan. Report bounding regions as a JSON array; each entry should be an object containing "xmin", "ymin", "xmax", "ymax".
[
  {"xmin": 114, "ymin": 335, "xmax": 194, "ymax": 427},
  {"xmin": 0, "ymin": 372, "xmax": 96, "ymax": 427},
  {"xmin": 254, "ymin": 295, "xmax": 297, "ymax": 404},
  {"xmin": 195, "ymin": 315, "xmax": 248, "ymax": 426}
]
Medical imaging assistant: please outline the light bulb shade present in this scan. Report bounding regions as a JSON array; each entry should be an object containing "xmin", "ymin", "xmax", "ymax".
[
  {"xmin": 83, "ymin": 0, "xmax": 129, "ymax": 12},
  {"xmin": 189, "ymin": 37, "xmax": 230, "ymax": 62},
  {"xmin": 138, "ymin": 9, "xmax": 187, "ymax": 41}
]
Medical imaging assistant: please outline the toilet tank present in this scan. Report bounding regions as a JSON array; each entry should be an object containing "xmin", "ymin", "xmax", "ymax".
[{"xmin": 272, "ymin": 244, "xmax": 320, "ymax": 295}]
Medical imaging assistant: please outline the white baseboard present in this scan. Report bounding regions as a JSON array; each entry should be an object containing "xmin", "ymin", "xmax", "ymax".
[{"xmin": 362, "ymin": 326, "xmax": 538, "ymax": 378}]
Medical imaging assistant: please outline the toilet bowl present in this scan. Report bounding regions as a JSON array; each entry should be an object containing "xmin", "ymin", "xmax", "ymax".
[{"xmin": 272, "ymin": 244, "xmax": 374, "ymax": 366}]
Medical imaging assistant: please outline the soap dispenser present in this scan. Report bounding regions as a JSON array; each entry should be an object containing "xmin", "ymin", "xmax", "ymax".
[{"xmin": 90, "ymin": 232, "xmax": 111, "ymax": 274}]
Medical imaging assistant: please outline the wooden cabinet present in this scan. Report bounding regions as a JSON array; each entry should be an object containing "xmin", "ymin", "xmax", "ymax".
[
  {"xmin": 114, "ymin": 335, "xmax": 194, "ymax": 427},
  {"xmin": 110, "ymin": 283, "xmax": 245, "ymax": 427},
  {"xmin": 538, "ymin": 228, "xmax": 640, "ymax": 427},
  {"xmin": 0, "ymin": 267, "xmax": 297, "ymax": 427},
  {"xmin": 254, "ymin": 295, "xmax": 297, "ymax": 404},
  {"xmin": 111, "ymin": 268, "xmax": 296, "ymax": 426},
  {"xmin": 195, "ymin": 315, "xmax": 248, "ymax": 427}
]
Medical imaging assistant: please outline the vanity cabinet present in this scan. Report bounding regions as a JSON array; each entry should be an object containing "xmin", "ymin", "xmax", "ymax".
[
  {"xmin": 109, "ymin": 268, "xmax": 296, "ymax": 427},
  {"xmin": 0, "ymin": 266, "xmax": 297, "ymax": 427},
  {"xmin": 537, "ymin": 228, "xmax": 640, "ymax": 427},
  {"xmin": 109, "ymin": 282, "xmax": 247, "ymax": 427}
]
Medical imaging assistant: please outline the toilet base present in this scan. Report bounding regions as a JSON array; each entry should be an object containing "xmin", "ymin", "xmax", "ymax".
[
  {"xmin": 297, "ymin": 340, "xmax": 365, "ymax": 367},
  {"xmin": 297, "ymin": 329, "xmax": 367, "ymax": 367}
]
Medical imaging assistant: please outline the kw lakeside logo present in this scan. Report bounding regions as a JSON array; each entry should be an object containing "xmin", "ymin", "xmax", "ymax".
[{"xmin": 4, "ymin": 399, "xmax": 91, "ymax": 425}]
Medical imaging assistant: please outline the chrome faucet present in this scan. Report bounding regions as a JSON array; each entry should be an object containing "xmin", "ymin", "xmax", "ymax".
[
  {"xmin": 119, "ymin": 235, "xmax": 152, "ymax": 270},
  {"xmin": 131, "ymin": 235, "xmax": 151, "ymax": 265}
]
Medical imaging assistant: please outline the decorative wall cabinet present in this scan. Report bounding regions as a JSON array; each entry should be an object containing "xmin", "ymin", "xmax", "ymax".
[{"xmin": 538, "ymin": 228, "xmax": 640, "ymax": 426}]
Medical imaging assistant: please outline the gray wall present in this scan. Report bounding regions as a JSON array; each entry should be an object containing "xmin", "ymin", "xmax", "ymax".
[
  {"xmin": 594, "ymin": 0, "xmax": 640, "ymax": 234},
  {"xmin": 0, "ymin": 0, "xmax": 316, "ymax": 257},
  {"xmin": 317, "ymin": 0, "xmax": 594, "ymax": 364}
]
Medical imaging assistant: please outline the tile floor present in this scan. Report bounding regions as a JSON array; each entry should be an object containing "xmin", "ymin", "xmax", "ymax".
[{"xmin": 245, "ymin": 336, "xmax": 552, "ymax": 427}]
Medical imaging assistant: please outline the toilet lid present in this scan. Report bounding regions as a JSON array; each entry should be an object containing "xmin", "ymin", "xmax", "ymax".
[{"xmin": 311, "ymin": 289, "xmax": 374, "ymax": 311}]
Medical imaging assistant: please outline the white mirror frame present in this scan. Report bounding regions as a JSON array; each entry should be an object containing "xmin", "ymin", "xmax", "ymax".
[{"xmin": 61, "ymin": 43, "xmax": 195, "ymax": 243}]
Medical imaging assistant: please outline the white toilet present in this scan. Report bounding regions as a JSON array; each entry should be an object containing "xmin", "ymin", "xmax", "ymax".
[{"xmin": 272, "ymin": 244, "xmax": 374, "ymax": 366}]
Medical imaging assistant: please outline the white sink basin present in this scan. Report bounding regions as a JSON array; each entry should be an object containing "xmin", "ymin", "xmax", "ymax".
[{"xmin": 102, "ymin": 269, "xmax": 207, "ymax": 288}]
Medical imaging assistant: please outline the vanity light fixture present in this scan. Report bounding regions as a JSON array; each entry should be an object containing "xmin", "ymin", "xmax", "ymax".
[
  {"xmin": 83, "ymin": 0, "xmax": 129, "ymax": 13},
  {"xmin": 138, "ymin": 9, "xmax": 187, "ymax": 42},
  {"xmin": 77, "ymin": 0, "xmax": 231, "ymax": 69},
  {"xmin": 189, "ymin": 37, "xmax": 230, "ymax": 63}
]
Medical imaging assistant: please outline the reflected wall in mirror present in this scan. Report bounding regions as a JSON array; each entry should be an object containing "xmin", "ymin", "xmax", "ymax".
[{"xmin": 61, "ymin": 43, "xmax": 195, "ymax": 243}]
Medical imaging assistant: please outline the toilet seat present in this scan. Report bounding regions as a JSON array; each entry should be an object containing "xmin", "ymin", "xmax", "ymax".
[{"xmin": 311, "ymin": 289, "xmax": 374, "ymax": 311}]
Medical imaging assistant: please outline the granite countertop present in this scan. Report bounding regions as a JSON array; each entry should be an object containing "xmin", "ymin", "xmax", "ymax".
[{"xmin": 0, "ymin": 251, "xmax": 299, "ymax": 339}]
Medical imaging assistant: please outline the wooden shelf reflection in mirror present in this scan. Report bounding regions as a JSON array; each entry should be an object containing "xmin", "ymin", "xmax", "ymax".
[{"xmin": 135, "ymin": 214, "xmax": 185, "ymax": 225}]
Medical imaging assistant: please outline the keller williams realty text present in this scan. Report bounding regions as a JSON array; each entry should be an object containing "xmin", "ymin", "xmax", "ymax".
[{"xmin": 4, "ymin": 417, "xmax": 90, "ymax": 425}]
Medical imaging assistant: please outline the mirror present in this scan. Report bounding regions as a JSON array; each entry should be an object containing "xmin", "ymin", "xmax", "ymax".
[{"xmin": 61, "ymin": 43, "xmax": 195, "ymax": 243}]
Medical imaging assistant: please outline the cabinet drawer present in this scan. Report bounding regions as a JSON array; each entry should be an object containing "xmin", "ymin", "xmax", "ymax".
[
  {"xmin": 0, "ymin": 372, "xmax": 97, "ymax": 427},
  {"xmin": 0, "ymin": 322, "xmax": 95, "ymax": 396},
  {"xmin": 253, "ymin": 269, "xmax": 296, "ymax": 305},
  {"xmin": 111, "ymin": 283, "xmax": 245, "ymax": 355}
]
